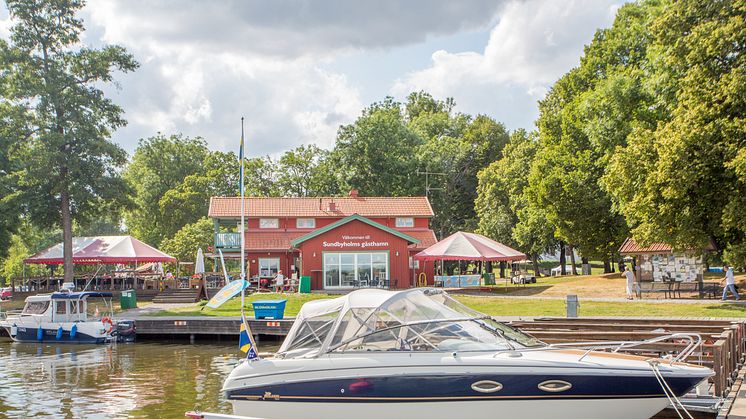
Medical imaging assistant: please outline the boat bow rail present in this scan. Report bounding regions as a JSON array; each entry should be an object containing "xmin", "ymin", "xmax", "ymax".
[{"xmin": 526, "ymin": 333, "xmax": 704, "ymax": 365}]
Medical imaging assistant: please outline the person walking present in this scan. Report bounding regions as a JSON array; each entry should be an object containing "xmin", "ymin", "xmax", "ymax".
[
  {"xmin": 623, "ymin": 267, "xmax": 636, "ymax": 300},
  {"xmin": 722, "ymin": 264, "xmax": 740, "ymax": 301}
]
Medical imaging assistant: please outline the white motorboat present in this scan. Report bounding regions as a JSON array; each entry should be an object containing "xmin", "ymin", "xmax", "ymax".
[
  {"xmin": 220, "ymin": 288, "xmax": 713, "ymax": 419},
  {"xmin": 0, "ymin": 291, "xmax": 117, "ymax": 344}
]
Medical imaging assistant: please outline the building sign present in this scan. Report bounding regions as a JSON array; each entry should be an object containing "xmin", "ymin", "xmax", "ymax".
[{"xmin": 322, "ymin": 235, "xmax": 389, "ymax": 249}]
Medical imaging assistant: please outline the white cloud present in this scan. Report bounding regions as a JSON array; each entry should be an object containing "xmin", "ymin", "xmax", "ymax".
[
  {"xmin": 391, "ymin": 0, "xmax": 622, "ymax": 128},
  {"xmin": 84, "ymin": 1, "xmax": 365, "ymax": 155}
]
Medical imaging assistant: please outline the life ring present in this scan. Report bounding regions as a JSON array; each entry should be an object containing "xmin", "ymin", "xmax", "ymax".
[{"xmin": 101, "ymin": 316, "xmax": 114, "ymax": 334}]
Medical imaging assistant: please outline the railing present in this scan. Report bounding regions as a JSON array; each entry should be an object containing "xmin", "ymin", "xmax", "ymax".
[{"xmin": 215, "ymin": 232, "xmax": 241, "ymax": 249}]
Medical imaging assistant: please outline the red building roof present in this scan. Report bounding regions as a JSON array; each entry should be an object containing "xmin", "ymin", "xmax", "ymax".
[
  {"xmin": 245, "ymin": 231, "xmax": 306, "ymax": 251},
  {"xmin": 209, "ymin": 196, "xmax": 434, "ymax": 218},
  {"xmin": 406, "ymin": 230, "xmax": 438, "ymax": 250},
  {"xmin": 618, "ymin": 237, "xmax": 716, "ymax": 255}
]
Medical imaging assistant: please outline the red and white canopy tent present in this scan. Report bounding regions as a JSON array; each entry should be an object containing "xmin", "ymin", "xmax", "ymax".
[
  {"xmin": 414, "ymin": 231, "xmax": 525, "ymax": 262},
  {"xmin": 414, "ymin": 231, "xmax": 526, "ymax": 287},
  {"xmin": 23, "ymin": 236, "xmax": 175, "ymax": 290},
  {"xmin": 25, "ymin": 235, "xmax": 176, "ymax": 265}
]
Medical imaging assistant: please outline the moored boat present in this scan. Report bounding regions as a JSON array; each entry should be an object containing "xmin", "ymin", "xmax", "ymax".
[
  {"xmin": 220, "ymin": 288, "xmax": 713, "ymax": 419},
  {"xmin": 0, "ymin": 291, "xmax": 117, "ymax": 344}
]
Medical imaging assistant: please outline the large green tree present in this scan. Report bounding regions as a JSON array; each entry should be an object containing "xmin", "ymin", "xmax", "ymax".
[
  {"xmin": 2, "ymin": 0, "xmax": 138, "ymax": 281},
  {"xmin": 605, "ymin": 0, "xmax": 745, "ymax": 266},
  {"xmin": 276, "ymin": 144, "xmax": 339, "ymax": 197},
  {"xmin": 159, "ymin": 217, "xmax": 213, "ymax": 264},
  {"xmin": 159, "ymin": 150, "xmax": 239, "ymax": 237},
  {"xmin": 124, "ymin": 134, "xmax": 209, "ymax": 246},
  {"xmin": 476, "ymin": 129, "xmax": 555, "ymax": 274},
  {"xmin": 333, "ymin": 97, "xmax": 423, "ymax": 197}
]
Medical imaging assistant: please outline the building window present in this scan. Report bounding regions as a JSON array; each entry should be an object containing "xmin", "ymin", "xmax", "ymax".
[
  {"xmin": 259, "ymin": 258, "xmax": 280, "ymax": 277},
  {"xmin": 395, "ymin": 217, "xmax": 414, "ymax": 228},
  {"xmin": 259, "ymin": 218, "xmax": 279, "ymax": 229},
  {"xmin": 296, "ymin": 218, "xmax": 315, "ymax": 229},
  {"xmin": 324, "ymin": 252, "xmax": 388, "ymax": 289}
]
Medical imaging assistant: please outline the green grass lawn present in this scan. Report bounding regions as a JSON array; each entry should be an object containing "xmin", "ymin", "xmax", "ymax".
[
  {"xmin": 455, "ymin": 296, "xmax": 746, "ymax": 318},
  {"xmin": 146, "ymin": 292, "xmax": 746, "ymax": 319}
]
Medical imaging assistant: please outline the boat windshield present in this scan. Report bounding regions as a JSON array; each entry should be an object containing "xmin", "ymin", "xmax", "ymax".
[
  {"xmin": 22, "ymin": 301, "xmax": 50, "ymax": 315},
  {"xmin": 279, "ymin": 289, "xmax": 543, "ymax": 357}
]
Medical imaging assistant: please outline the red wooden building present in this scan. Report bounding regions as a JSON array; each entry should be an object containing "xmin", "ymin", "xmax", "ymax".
[{"xmin": 207, "ymin": 190, "xmax": 437, "ymax": 290}]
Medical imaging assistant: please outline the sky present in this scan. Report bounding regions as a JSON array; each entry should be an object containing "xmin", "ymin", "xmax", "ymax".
[{"xmin": 0, "ymin": 0, "xmax": 623, "ymax": 157}]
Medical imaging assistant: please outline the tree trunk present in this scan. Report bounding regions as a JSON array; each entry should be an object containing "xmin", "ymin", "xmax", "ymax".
[
  {"xmin": 499, "ymin": 261, "xmax": 505, "ymax": 279},
  {"xmin": 603, "ymin": 258, "xmax": 612, "ymax": 273},
  {"xmin": 559, "ymin": 241, "xmax": 566, "ymax": 275},
  {"xmin": 61, "ymin": 188, "xmax": 74, "ymax": 283},
  {"xmin": 568, "ymin": 244, "xmax": 578, "ymax": 275},
  {"xmin": 531, "ymin": 253, "xmax": 540, "ymax": 277}
]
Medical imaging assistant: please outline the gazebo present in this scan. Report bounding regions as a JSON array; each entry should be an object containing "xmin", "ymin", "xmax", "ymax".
[
  {"xmin": 414, "ymin": 231, "xmax": 525, "ymax": 288},
  {"xmin": 23, "ymin": 235, "xmax": 176, "ymax": 290}
]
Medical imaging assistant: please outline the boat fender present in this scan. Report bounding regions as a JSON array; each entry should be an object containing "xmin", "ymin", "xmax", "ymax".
[
  {"xmin": 56, "ymin": 326, "xmax": 63, "ymax": 340},
  {"xmin": 101, "ymin": 317, "xmax": 114, "ymax": 334},
  {"xmin": 10, "ymin": 324, "xmax": 17, "ymax": 337},
  {"xmin": 70, "ymin": 324, "xmax": 77, "ymax": 339},
  {"xmin": 37, "ymin": 325, "xmax": 43, "ymax": 341}
]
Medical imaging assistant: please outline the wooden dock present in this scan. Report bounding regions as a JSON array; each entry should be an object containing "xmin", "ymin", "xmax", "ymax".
[{"xmin": 133, "ymin": 316, "xmax": 294, "ymax": 338}]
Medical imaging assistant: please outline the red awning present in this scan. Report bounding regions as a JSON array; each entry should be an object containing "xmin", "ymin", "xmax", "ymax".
[
  {"xmin": 413, "ymin": 231, "xmax": 525, "ymax": 262},
  {"xmin": 24, "ymin": 236, "xmax": 176, "ymax": 265}
]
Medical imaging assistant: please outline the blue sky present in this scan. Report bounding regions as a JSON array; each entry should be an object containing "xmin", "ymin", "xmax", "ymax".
[{"xmin": 0, "ymin": 0, "xmax": 622, "ymax": 157}]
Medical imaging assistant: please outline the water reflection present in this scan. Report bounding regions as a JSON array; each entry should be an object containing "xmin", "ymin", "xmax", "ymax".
[{"xmin": 0, "ymin": 338, "xmax": 278, "ymax": 418}]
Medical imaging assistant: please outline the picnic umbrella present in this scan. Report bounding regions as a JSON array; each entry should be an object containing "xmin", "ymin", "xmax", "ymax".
[{"xmin": 195, "ymin": 248, "xmax": 205, "ymax": 276}]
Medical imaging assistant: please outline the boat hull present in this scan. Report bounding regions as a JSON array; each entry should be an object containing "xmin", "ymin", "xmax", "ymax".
[
  {"xmin": 230, "ymin": 397, "xmax": 673, "ymax": 419},
  {"xmin": 1, "ymin": 320, "xmax": 112, "ymax": 344}
]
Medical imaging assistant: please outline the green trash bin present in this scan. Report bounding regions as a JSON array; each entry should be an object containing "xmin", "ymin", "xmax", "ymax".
[
  {"xmin": 120, "ymin": 289, "xmax": 137, "ymax": 309},
  {"xmin": 299, "ymin": 276, "xmax": 311, "ymax": 294},
  {"xmin": 482, "ymin": 273, "xmax": 496, "ymax": 286}
]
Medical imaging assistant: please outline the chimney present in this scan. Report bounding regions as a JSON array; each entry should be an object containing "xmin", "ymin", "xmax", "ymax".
[
  {"xmin": 328, "ymin": 201, "xmax": 336, "ymax": 212},
  {"xmin": 348, "ymin": 188, "xmax": 359, "ymax": 198}
]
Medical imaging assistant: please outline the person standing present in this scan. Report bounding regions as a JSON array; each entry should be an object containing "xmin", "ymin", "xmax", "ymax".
[
  {"xmin": 722, "ymin": 265, "xmax": 740, "ymax": 301},
  {"xmin": 274, "ymin": 270, "xmax": 285, "ymax": 294},
  {"xmin": 623, "ymin": 268, "xmax": 636, "ymax": 300}
]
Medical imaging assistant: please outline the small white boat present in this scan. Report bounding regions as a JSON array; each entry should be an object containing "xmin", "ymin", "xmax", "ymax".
[
  {"xmin": 219, "ymin": 288, "xmax": 713, "ymax": 419},
  {"xmin": 0, "ymin": 291, "xmax": 117, "ymax": 344}
]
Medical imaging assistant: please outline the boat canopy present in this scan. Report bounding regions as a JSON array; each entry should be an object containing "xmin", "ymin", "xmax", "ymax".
[
  {"xmin": 278, "ymin": 288, "xmax": 542, "ymax": 357},
  {"xmin": 50, "ymin": 292, "xmax": 114, "ymax": 299}
]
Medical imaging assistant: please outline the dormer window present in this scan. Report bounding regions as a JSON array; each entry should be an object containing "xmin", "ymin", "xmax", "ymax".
[
  {"xmin": 395, "ymin": 217, "xmax": 414, "ymax": 228},
  {"xmin": 259, "ymin": 218, "xmax": 279, "ymax": 229},
  {"xmin": 296, "ymin": 218, "xmax": 315, "ymax": 229}
]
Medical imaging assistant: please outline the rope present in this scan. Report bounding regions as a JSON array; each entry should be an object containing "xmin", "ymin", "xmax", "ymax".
[{"xmin": 648, "ymin": 360, "xmax": 693, "ymax": 419}]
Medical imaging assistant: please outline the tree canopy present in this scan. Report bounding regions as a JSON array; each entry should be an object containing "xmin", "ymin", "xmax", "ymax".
[{"xmin": 1, "ymin": 0, "xmax": 137, "ymax": 280}]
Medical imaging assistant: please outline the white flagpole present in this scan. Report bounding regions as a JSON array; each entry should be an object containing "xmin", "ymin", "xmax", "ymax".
[{"xmin": 240, "ymin": 117, "xmax": 246, "ymax": 312}]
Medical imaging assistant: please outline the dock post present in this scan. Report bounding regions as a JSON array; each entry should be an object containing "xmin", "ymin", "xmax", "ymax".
[{"xmin": 190, "ymin": 334, "xmax": 195, "ymax": 344}]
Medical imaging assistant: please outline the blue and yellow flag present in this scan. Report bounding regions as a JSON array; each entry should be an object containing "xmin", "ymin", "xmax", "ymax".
[
  {"xmin": 238, "ymin": 118, "xmax": 244, "ymax": 195},
  {"xmin": 239, "ymin": 312, "xmax": 259, "ymax": 360}
]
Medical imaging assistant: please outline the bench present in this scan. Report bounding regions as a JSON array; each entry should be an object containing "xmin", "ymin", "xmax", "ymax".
[
  {"xmin": 637, "ymin": 280, "xmax": 721, "ymax": 299},
  {"xmin": 636, "ymin": 281, "xmax": 673, "ymax": 298}
]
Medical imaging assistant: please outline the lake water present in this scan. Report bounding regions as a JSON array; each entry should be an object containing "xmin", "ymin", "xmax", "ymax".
[{"xmin": 0, "ymin": 338, "xmax": 280, "ymax": 418}]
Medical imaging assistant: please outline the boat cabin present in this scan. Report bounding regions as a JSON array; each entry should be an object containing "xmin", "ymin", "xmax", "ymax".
[
  {"xmin": 278, "ymin": 288, "xmax": 542, "ymax": 358},
  {"xmin": 21, "ymin": 292, "xmax": 113, "ymax": 322}
]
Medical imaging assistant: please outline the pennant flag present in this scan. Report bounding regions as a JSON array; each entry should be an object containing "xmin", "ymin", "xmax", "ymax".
[
  {"xmin": 206, "ymin": 279, "xmax": 250, "ymax": 309},
  {"xmin": 239, "ymin": 311, "xmax": 259, "ymax": 360}
]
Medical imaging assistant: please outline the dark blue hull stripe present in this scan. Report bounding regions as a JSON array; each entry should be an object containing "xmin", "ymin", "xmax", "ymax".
[
  {"xmin": 226, "ymin": 373, "xmax": 704, "ymax": 403},
  {"xmin": 9, "ymin": 326, "xmax": 108, "ymax": 344}
]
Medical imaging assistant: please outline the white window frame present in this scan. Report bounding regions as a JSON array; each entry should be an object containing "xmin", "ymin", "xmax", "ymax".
[
  {"xmin": 259, "ymin": 258, "xmax": 280, "ymax": 277},
  {"xmin": 323, "ymin": 252, "xmax": 388, "ymax": 289},
  {"xmin": 296, "ymin": 218, "xmax": 315, "ymax": 229},
  {"xmin": 259, "ymin": 218, "xmax": 279, "ymax": 229},
  {"xmin": 395, "ymin": 217, "xmax": 414, "ymax": 228}
]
